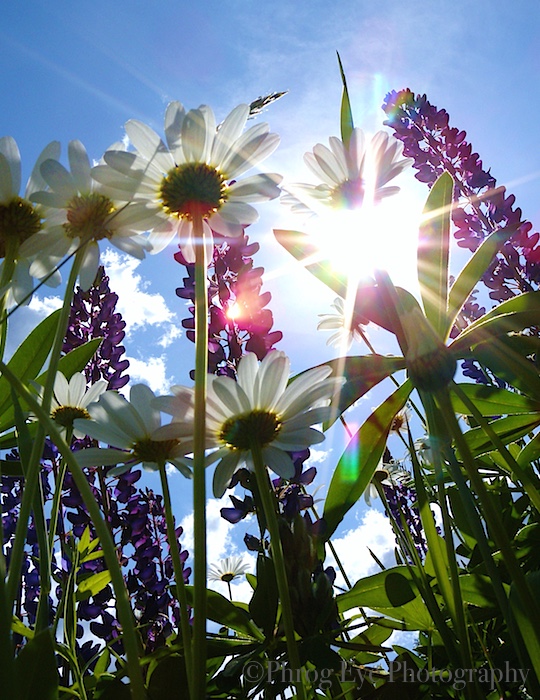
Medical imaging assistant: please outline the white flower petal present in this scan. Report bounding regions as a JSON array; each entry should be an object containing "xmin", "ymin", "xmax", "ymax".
[
  {"xmin": 0, "ymin": 136, "xmax": 20, "ymax": 196},
  {"xmin": 40, "ymin": 159, "xmax": 76, "ymax": 198},
  {"xmin": 262, "ymin": 446, "xmax": 295, "ymax": 479},
  {"xmin": 208, "ymin": 212, "xmax": 243, "ymax": 238},
  {"xmin": 212, "ymin": 104, "xmax": 250, "ymax": 167},
  {"xmin": 227, "ymin": 173, "xmax": 282, "ymax": 201},
  {"xmin": 26, "ymin": 141, "xmax": 61, "ymax": 197},
  {"xmin": 68, "ymin": 141, "xmax": 92, "ymax": 193},
  {"xmin": 79, "ymin": 242, "xmax": 101, "ymax": 291},
  {"xmin": 53, "ymin": 372, "xmax": 70, "ymax": 406},
  {"xmin": 0, "ymin": 153, "xmax": 14, "ymax": 202},
  {"xmin": 164, "ymin": 101, "xmax": 186, "ymax": 163},
  {"xmin": 67, "ymin": 372, "xmax": 87, "ymax": 405},
  {"xmin": 218, "ymin": 201, "xmax": 259, "ymax": 225},
  {"xmin": 75, "ymin": 447, "xmax": 129, "ymax": 467},
  {"xmin": 181, "ymin": 108, "xmax": 209, "ymax": 163},
  {"xmin": 130, "ymin": 384, "xmax": 161, "ymax": 433},
  {"xmin": 125, "ymin": 120, "xmax": 168, "ymax": 164},
  {"xmin": 213, "ymin": 451, "xmax": 242, "ymax": 498}
]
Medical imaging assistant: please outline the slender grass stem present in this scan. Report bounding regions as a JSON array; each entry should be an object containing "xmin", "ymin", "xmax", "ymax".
[
  {"xmin": 250, "ymin": 441, "xmax": 307, "ymax": 700},
  {"xmin": 192, "ymin": 211, "xmax": 208, "ymax": 699},
  {"xmin": 159, "ymin": 464, "xmax": 193, "ymax": 697}
]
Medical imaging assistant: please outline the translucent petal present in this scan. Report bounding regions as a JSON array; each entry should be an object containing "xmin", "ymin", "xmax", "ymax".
[
  {"xmin": 208, "ymin": 212, "xmax": 243, "ymax": 237},
  {"xmin": 236, "ymin": 353, "xmax": 258, "ymax": 403},
  {"xmin": 125, "ymin": 120, "xmax": 168, "ymax": 164},
  {"xmin": 41, "ymin": 159, "xmax": 76, "ymax": 199},
  {"xmin": 327, "ymin": 137, "xmax": 349, "ymax": 181},
  {"xmin": 67, "ymin": 372, "xmax": 87, "ymax": 405},
  {"xmin": 77, "ymin": 419, "xmax": 132, "ymax": 449},
  {"xmin": 212, "ymin": 104, "xmax": 249, "ymax": 167},
  {"xmin": 228, "ymin": 173, "xmax": 282, "ymax": 201},
  {"xmin": 53, "ymin": 371, "xmax": 70, "ymax": 406},
  {"xmin": 218, "ymin": 200, "xmax": 259, "ymax": 225},
  {"xmin": 313, "ymin": 144, "xmax": 344, "ymax": 186},
  {"xmin": 130, "ymin": 384, "xmax": 160, "ymax": 433},
  {"xmin": 82, "ymin": 380, "xmax": 108, "ymax": 408},
  {"xmin": 79, "ymin": 243, "xmax": 100, "ymax": 291},
  {"xmin": 262, "ymin": 446, "xmax": 295, "ymax": 479},
  {"xmin": 199, "ymin": 105, "xmax": 216, "ymax": 162},
  {"xmin": 181, "ymin": 108, "xmax": 208, "ymax": 163},
  {"xmin": 254, "ymin": 351, "xmax": 289, "ymax": 410},
  {"xmin": 148, "ymin": 221, "xmax": 178, "ymax": 255},
  {"xmin": 0, "ymin": 136, "xmax": 20, "ymax": 196},
  {"xmin": 221, "ymin": 127, "xmax": 279, "ymax": 179},
  {"xmin": 164, "ymin": 101, "xmax": 186, "ymax": 163},
  {"xmin": 110, "ymin": 235, "xmax": 149, "ymax": 259},
  {"xmin": 304, "ymin": 151, "xmax": 338, "ymax": 187},
  {"xmin": 212, "ymin": 376, "xmax": 252, "ymax": 415},
  {"xmin": 75, "ymin": 447, "xmax": 131, "ymax": 467},
  {"xmin": 0, "ymin": 153, "xmax": 14, "ymax": 202},
  {"xmin": 68, "ymin": 140, "xmax": 92, "ymax": 193},
  {"xmin": 213, "ymin": 451, "xmax": 242, "ymax": 498},
  {"xmin": 26, "ymin": 141, "xmax": 61, "ymax": 197}
]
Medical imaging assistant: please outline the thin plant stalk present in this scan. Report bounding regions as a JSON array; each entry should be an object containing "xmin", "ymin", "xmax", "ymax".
[
  {"xmin": 192, "ymin": 209, "xmax": 209, "ymax": 699},
  {"xmin": 6, "ymin": 249, "xmax": 85, "ymax": 610},
  {"xmin": 0, "ymin": 239, "xmax": 17, "ymax": 360},
  {"xmin": 250, "ymin": 440, "xmax": 307, "ymax": 700},
  {"xmin": 0, "ymin": 361, "xmax": 147, "ymax": 699},
  {"xmin": 159, "ymin": 463, "xmax": 193, "ymax": 698}
]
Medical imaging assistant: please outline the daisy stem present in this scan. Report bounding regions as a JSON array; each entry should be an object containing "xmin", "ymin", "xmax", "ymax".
[
  {"xmin": 0, "ymin": 238, "xmax": 18, "ymax": 361},
  {"xmin": 0, "ymin": 360, "xmax": 147, "ymax": 700},
  {"xmin": 158, "ymin": 463, "xmax": 193, "ymax": 696},
  {"xmin": 250, "ymin": 442, "xmax": 307, "ymax": 700},
  {"xmin": 192, "ymin": 210, "xmax": 208, "ymax": 700}
]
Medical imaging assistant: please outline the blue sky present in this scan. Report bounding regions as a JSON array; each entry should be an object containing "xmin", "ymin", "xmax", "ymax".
[{"xmin": 3, "ymin": 0, "xmax": 540, "ymax": 592}]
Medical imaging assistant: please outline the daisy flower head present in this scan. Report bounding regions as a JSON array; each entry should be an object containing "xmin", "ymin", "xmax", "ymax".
[
  {"xmin": 208, "ymin": 555, "xmax": 250, "ymax": 584},
  {"xmin": 73, "ymin": 383, "xmax": 192, "ymax": 477},
  {"xmin": 21, "ymin": 140, "xmax": 157, "ymax": 291},
  {"xmin": 155, "ymin": 351, "xmax": 343, "ymax": 497},
  {"xmin": 93, "ymin": 101, "xmax": 282, "ymax": 263},
  {"xmin": 0, "ymin": 136, "xmax": 61, "ymax": 305},
  {"xmin": 317, "ymin": 297, "xmax": 367, "ymax": 350},
  {"xmin": 35, "ymin": 371, "xmax": 108, "ymax": 439},
  {"xmin": 282, "ymin": 128, "xmax": 413, "ymax": 215}
]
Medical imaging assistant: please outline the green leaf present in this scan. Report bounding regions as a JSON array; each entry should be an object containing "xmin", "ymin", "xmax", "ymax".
[
  {"xmin": 35, "ymin": 338, "xmax": 103, "ymax": 385},
  {"xmin": 517, "ymin": 432, "xmax": 540, "ymax": 468},
  {"xmin": 184, "ymin": 587, "xmax": 263, "ymax": 640},
  {"xmin": 448, "ymin": 224, "xmax": 518, "ymax": 336},
  {"xmin": 0, "ymin": 309, "xmax": 61, "ymax": 419},
  {"xmin": 147, "ymin": 654, "xmax": 188, "ymax": 700},
  {"xmin": 302, "ymin": 355, "xmax": 406, "ymax": 429},
  {"xmin": 273, "ymin": 229, "xmax": 348, "ymax": 298},
  {"xmin": 77, "ymin": 570, "xmax": 112, "ymax": 599},
  {"xmin": 337, "ymin": 52, "xmax": 354, "ymax": 147},
  {"xmin": 459, "ymin": 574, "xmax": 508, "ymax": 609},
  {"xmin": 418, "ymin": 171, "xmax": 453, "ymax": 339},
  {"xmin": 249, "ymin": 555, "xmax": 278, "ymax": 638},
  {"xmin": 14, "ymin": 628, "xmax": 58, "ymax": 700},
  {"xmin": 322, "ymin": 381, "xmax": 411, "ymax": 540},
  {"xmin": 450, "ymin": 291, "xmax": 540, "ymax": 355},
  {"xmin": 337, "ymin": 567, "xmax": 434, "ymax": 631},
  {"xmin": 450, "ymin": 383, "xmax": 540, "ymax": 416},
  {"xmin": 469, "ymin": 336, "xmax": 540, "ymax": 398},
  {"xmin": 461, "ymin": 414, "xmax": 540, "ymax": 457},
  {"xmin": 11, "ymin": 616, "xmax": 34, "ymax": 639},
  {"xmin": 0, "ymin": 458, "xmax": 23, "ymax": 476}
]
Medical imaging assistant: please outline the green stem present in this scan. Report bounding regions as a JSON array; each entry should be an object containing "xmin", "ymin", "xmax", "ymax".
[
  {"xmin": 0, "ymin": 238, "xmax": 17, "ymax": 361},
  {"xmin": 6, "ymin": 249, "xmax": 85, "ymax": 611},
  {"xmin": 159, "ymin": 464, "xmax": 193, "ymax": 697},
  {"xmin": 250, "ymin": 441, "xmax": 307, "ymax": 700},
  {"xmin": 192, "ymin": 211, "xmax": 208, "ymax": 700},
  {"xmin": 0, "ymin": 361, "xmax": 147, "ymax": 700}
]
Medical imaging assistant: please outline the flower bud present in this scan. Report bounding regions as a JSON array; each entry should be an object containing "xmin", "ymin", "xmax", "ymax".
[{"xmin": 401, "ymin": 307, "xmax": 456, "ymax": 392}]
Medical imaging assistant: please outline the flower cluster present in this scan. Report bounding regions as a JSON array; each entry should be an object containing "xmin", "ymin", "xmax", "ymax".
[
  {"xmin": 382, "ymin": 89, "xmax": 540, "ymax": 303},
  {"xmin": 175, "ymin": 231, "xmax": 283, "ymax": 377}
]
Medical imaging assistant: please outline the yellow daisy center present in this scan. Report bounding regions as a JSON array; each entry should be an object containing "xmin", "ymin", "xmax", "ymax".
[
  {"xmin": 63, "ymin": 193, "xmax": 116, "ymax": 242},
  {"xmin": 219, "ymin": 410, "xmax": 281, "ymax": 451},
  {"xmin": 133, "ymin": 437, "xmax": 181, "ymax": 464},
  {"xmin": 52, "ymin": 405, "xmax": 91, "ymax": 428},
  {"xmin": 0, "ymin": 197, "xmax": 43, "ymax": 258},
  {"xmin": 330, "ymin": 178, "xmax": 365, "ymax": 209},
  {"xmin": 160, "ymin": 162, "xmax": 227, "ymax": 219}
]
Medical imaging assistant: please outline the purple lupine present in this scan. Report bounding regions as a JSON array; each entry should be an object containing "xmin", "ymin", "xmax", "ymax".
[
  {"xmin": 382, "ymin": 480, "xmax": 428, "ymax": 558},
  {"xmin": 175, "ymin": 231, "xmax": 283, "ymax": 378},
  {"xmin": 382, "ymin": 89, "xmax": 540, "ymax": 304},
  {"xmin": 62, "ymin": 266, "xmax": 130, "ymax": 390}
]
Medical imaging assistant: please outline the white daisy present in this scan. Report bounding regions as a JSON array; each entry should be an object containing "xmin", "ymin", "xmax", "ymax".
[
  {"xmin": 282, "ymin": 128, "xmax": 413, "ymax": 215},
  {"xmin": 35, "ymin": 371, "xmax": 108, "ymax": 439},
  {"xmin": 364, "ymin": 459, "xmax": 410, "ymax": 507},
  {"xmin": 73, "ymin": 383, "xmax": 192, "ymax": 477},
  {"xmin": 20, "ymin": 140, "xmax": 158, "ymax": 291},
  {"xmin": 317, "ymin": 297, "xmax": 367, "ymax": 349},
  {"xmin": 92, "ymin": 102, "xmax": 282, "ymax": 263},
  {"xmin": 0, "ymin": 136, "xmax": 61, "ymax": 305},
  {"xmin": 154, "ymin": 351, "xmax": 343, "ymax": 497},
  {"xmin": 208, "ymin": 555, "xmax": 250, "ymax": 583}
]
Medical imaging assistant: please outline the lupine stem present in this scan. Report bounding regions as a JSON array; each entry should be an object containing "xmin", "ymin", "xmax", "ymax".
[
  {"xmin": 192, "ymin": 210, "xmax": 208, "ymax": 699},
  {"xmin": 159, "ymin": 464, "xmax": 193, "ymax": 698},
  {"xmin": 250, "ymin": 441, "xmax": 307, "ymax": 700},
  {"xmin": 0, "ymin": 361, "xmax": 147, "ymax": 700}
]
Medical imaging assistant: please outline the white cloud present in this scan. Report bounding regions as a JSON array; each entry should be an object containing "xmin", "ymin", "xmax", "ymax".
[
  {"xmin": 126, "ymin": 354, "xmax": 172, "ymax": 395},
  {"xmin": 101, "ymin": 249, "xmax": 179, "ymax": 336},
  {"xmin": 157, "ymin": 325, "xmax": 182, "ymax": 348},
  {"xmin": 327, "ymin": 509, "xmax": 396, "ymax": 588},
  {"xmin": 27, "ymin": 294, "xmax": 62, "ymax": 316}
]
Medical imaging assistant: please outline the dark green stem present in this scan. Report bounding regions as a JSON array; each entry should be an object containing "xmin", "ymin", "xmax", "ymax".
[
  {"xmin": 250, "ymin": 441, "xmax": 307, "ymax": 700},
  {"xmin": 192, "ymin": 212, "xmax": 208, "ymax": 700}
]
